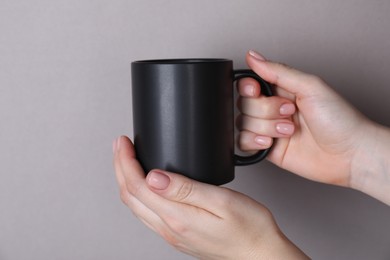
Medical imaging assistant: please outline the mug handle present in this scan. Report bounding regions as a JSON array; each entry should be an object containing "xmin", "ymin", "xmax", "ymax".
[{"xmin": 233, "ymin": 69, "xmax": 274, "ymax": 166}]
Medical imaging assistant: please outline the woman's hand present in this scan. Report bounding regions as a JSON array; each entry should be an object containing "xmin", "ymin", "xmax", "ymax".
[
  {"xmin": 113, "ymin": 136, "xmax": 309, "ymax": 259},
  {"xmin": 237, "ymin": 50, "xmax": 373, "ymax": 186},
  {"xmin": 237, "ymin": 51, "xmax": 390, "ymax": 204}
]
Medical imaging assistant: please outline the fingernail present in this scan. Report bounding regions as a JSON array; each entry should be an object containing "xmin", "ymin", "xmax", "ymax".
[
  {"xmin": 147, "ymin": 171, "xmax": 170, "ymax": 190},
  {"xmin": 244, "ymin": 84, "xmax": 255, "ymax": 96},
  {"xmin": 255, "ymin": 136, "xmax": 271, "ymax": 146},
  {"xmin": 249, "ymin": 50, "xmax": 266, "ymax": 61},
  {"xmin": 276, "ymin": 123, "xmax": 295, "ymax": 135},
  {"xmin": 280, "ymin": 103, "xmax": 296, "ymax": 116}
]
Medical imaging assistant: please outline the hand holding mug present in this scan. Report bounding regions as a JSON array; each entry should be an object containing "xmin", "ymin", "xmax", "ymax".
[
  {"xmin": 238, "ymin": 51, "xmax": 390, "ymax": 206},
  {"xmin": 113, "ymin": 136, "xmax": 309, "ymax": 259}
]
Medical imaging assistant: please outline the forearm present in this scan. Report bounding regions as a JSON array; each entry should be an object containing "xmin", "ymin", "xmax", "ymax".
[{"xmin": 350, "ymin": 122, "xmax": 390, "ymax": 205}]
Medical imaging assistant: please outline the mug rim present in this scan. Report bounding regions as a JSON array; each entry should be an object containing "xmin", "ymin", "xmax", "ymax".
[{"xmin": 132, "ymin": 58, "xmax": 231, "ymax": 64}]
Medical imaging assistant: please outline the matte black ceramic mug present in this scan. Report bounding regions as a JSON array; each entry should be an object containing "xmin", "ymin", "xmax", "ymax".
[{"xmin": 131, "ymin": 59, "xmax": 273, "ymax": 185}]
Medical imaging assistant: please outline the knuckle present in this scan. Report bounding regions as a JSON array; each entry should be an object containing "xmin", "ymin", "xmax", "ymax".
[
  {"xmin": 127, "ymin": 181, "xmax": 143, "ymax": 198},
  {"xmin": 175, "ymin": 180, "xmax": 194, "ymax": 202},
  {"xmin": 237, "ymin": 132, "xmax": 252, "ymax": 151},
  {"xmin": 217, "ymin": 187, "xmax": 237, "ymax": 209},
  {"xmin": 119, "ymin": 187, "xmax": 130, "ymax": 205},
  {"xmin": 237, "ymin": 139, "xmax": 246, "ymax": 151},
  {"xmin": 261, "ymin": 99, "xmax": 275, "ymax": 117},
  {"xmin": 167, "ymin": 216, "xmax": 188, "ymax": 235},
  {"xmin": 252, "ymin": 118, "xmax": 266, "ymax": 134},
  {"xmin": 306, "ymin": 74, "xmax": 325, "ymax": 86}
]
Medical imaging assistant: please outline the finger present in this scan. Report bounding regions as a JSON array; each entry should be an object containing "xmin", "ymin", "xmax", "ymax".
[
  {"xmin": 237, "ymin": 130, "xmax": 273, "ymax": 151},
  {"xmin": 115, "ymin": 136, "xmax": 220, "ymax": 226},
  {"xmin": 113, "ymin": 136, "xmax": 206, "ymax": 244},
  {"xmin": 115, "ymin": 136, "xmax": 150, "ymax": 204},
  {"xmin": 237, "ymin": 77, "xmax": 261, "ymax": 97},
  {"xmin": 114, "ymin": 136, "xmax": 165, "ymax": 207},
  {"xmin": 125, "ymin": 193, "xmax": 191, "ymax": 251},
  {"xmin": 127, "ymin": 195, "xmax": 165, "ymax": 233},
  {"xmin": 114, "ymin": 136, "xmax": 175, "ymax": 221},
  {"xmin": 146, "ymin": 170, "xmax": 236, "ymax": 217},
  {"xmin": 113, "ymin": 137, "xmax": 166, "ymax": 233},
  {"xmin": 246, "ymin": 50, "xmax": 327, "ymax": 98},
  {"xmin": 237, "ymin": 114, "xmax": 295, "ymax": 137},
  {"xmin": 237, "ymin": 96, "xmax": 296, "ymax": 119},
  {"xmin": 113, "ymin": 137, "xmax": 134, "ymax": 205}
]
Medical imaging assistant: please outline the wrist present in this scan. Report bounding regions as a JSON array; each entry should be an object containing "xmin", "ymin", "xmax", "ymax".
[
  {"xmin": 349, "ymin": 121, "xmax": 390, "ymax": 204},
  {"xmin": 249, "ymin": 228, "xmax": 310, "ymax": 260}
]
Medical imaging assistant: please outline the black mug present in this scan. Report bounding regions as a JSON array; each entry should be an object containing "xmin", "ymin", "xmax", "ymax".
[{"xmin": 131, "ymin": 59, "xmax": 273, "ymax": 185}]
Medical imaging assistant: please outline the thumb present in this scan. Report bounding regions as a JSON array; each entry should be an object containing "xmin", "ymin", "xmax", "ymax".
[
  {"xmin": 146, "ymin": 170, "xmax": 231, "ymax": 216},
  {"xmin": 246, "ymin": 50, "xmax": 328, "ymax": 99}
]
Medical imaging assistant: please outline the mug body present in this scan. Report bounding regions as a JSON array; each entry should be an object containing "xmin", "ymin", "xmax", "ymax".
[{"xmin": 131, "ymin": 59, "xmax": 235, "ymax": 185}]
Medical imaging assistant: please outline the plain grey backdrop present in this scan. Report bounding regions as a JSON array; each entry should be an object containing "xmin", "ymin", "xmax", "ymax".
[{"xmin": 1, "ymin": 0, "xmax": 389, "ymax": 259}]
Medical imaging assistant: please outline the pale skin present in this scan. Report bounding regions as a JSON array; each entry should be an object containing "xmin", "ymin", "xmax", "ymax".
[{"xmin": 113, "ymin": 50, "xmax": 390, "ymax": 259}]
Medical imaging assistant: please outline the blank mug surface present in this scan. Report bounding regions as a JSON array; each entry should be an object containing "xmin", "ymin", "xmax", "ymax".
[{"xmin": 131, "ymin": 59, "xmax": 272, "ymax": 185}]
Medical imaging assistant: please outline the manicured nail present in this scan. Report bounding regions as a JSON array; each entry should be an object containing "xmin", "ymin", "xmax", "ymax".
[
  {"xmin": 276, "ymin": 123, "xmax": 295, "ymax": 135},
  {"xmin": 147, "ymin": 170, "xmax": 170, "ymax": 190},
  {"xmin": 255, "ymin": 136, "xmax": 271, "ymax": 146},
  {"xmin": 244, "ymin": 84, "xmax": 255, "ymax": 96},
  {"xmin": 280, "ymin": 103, "xmax": 296, "ymax": 116},
  {"xmin": 249, "ymin": 50, "xmax": 266, "ymax": 61}
]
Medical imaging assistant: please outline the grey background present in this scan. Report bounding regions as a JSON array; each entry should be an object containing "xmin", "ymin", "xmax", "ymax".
[{"xmin": 1, "ymin": 0, "xmax": 389, "ymax": 259}]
